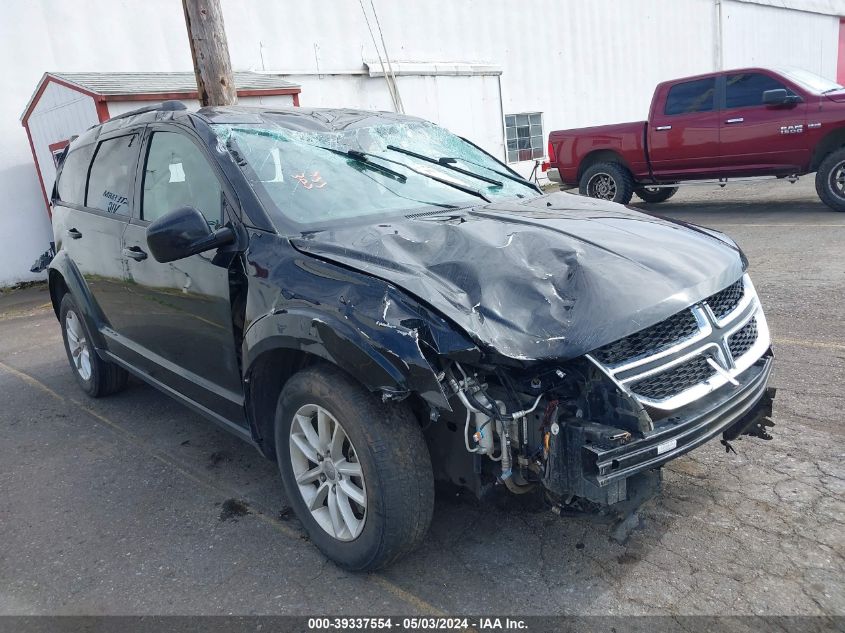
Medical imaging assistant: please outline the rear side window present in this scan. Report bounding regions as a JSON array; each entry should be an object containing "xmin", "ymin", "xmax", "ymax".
[
  {"xmin": 85, "ymin": 135, "xmax": 139, "ymax": 215},
  {"xmin": 55, "ymin": 145, "xmax": 94, "ymax": 205},
  {"xmin": 664, "ymin": 78, "xmax": 716, "ymax": 115},
  {"xmin": 726, "ymin": 73, "xmax": 792, "ymax": 108}
]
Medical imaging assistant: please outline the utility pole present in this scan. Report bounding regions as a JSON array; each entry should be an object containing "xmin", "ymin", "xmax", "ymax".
[{"xmin": 182, "ymin": 0, "xmax": 238, "ymax": 106}]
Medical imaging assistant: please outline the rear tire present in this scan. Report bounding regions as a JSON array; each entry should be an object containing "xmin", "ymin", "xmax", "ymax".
[
  {"xmin": 59, "ymin": 293, "xmax": 128, "ymax": 397},
  {"xmin": 816, "ymin": 148, "xmax": 845, "ymax": 212},
  {"xmin": 634, "ymin": 185, "xmax": 678, "ymax": 203},
  {"xmin": 275, "ymin": 364, "xmax": 434, "ymax": 570},
  {"xmin": 579, "ymin": 162, "xmax": 635, "ymax": 204}
]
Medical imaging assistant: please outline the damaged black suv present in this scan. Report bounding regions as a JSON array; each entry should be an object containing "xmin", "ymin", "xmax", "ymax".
[{"xmin": 49, "ymin": 102, "xmax": 775, "ymax": 570}]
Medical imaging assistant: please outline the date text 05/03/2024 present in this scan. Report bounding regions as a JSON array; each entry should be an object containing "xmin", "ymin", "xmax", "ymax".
[{"xmin": 307, "ymin": 617, "xmax": 528, "ymax": 630}]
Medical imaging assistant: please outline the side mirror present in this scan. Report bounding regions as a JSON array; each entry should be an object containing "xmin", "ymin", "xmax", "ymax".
[
  {"xmin": 146, "ymin": 206, "xmax": 235, "ymax": 263},
  {"xmin": 762, "ymin": 89, "xmax": 802, "ymax": 106}
]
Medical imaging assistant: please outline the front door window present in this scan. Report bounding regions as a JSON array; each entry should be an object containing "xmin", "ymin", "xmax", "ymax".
[{"xmin": 142, "ymin": 132, "xmax": 223, "ymax": 228}]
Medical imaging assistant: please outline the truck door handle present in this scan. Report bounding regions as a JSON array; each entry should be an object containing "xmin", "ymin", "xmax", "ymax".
[
  {"xmin": 123, "ymin": 246, "xmax": 148, "ymax": 261},
  {"xmin": 725, "ymin": 117, "xmax": 744, "ymax": 124},
  {"xmin": 66, "ymin": 228, "xmax": 82, "ymax": 239},
  {"xmin": 655, "ymin": 125, "xmax": 672, "ymax": 131}
]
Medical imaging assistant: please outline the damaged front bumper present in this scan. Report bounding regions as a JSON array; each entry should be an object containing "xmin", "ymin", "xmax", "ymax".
[{"xmin": 546, "ymin": 353, "xmax": 775, "ymax": 507}]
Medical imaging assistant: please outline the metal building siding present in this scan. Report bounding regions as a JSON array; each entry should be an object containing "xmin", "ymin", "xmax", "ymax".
[
  {"xmin": 722, "ymin": 0, "xmax": 839, "ymax": 77},
  {"xmin": 223, "ymin": 0, "xmax": 720, "ymax": 161},
  {"xmin": 27, "ymin": 81, "xmax": 99, "ymax": 201}
]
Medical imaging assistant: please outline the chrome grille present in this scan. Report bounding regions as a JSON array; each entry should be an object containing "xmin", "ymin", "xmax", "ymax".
[
  {"xmin": 592, "ymin": 309, "xmax": 699, "ymax": 366},
  {"xmin": 729, "ymin": 318, "xmax": 758, "ymax": 359},
  {"xmin": 586, "ymin": 274, "xmax": 770, "ymax": 412},
  {"xmin": 630, "ymin": 355, "xmax": 716, "ymax": 401},
  {"xmin": 704, "ymin": 279, "xmax": 744, "ymax": 320}
]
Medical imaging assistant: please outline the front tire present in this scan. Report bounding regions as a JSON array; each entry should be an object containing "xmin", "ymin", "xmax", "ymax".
[
  {"xmin": 579, "ymin": 162, "xmax": 635, "ymax": 204},
  {"xmin": 59, "ymin": 293, "xmax": 128, "ymax": 397},
  {"xmin": 634, "ymin": 185, "xmax": 678, "ymax": 203},
  {"xmin": 275, "ymin": 365, "xmax": 434, "ymax": 570},
  {"xmin": 816, "ymin": 148, "xmax": 845, "ymax": 212}
]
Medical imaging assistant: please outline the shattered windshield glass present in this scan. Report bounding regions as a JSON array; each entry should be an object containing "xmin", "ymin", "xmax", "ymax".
[{"xmin": 212, "ymin": 120, "xmax": 538, "ymax": 228}]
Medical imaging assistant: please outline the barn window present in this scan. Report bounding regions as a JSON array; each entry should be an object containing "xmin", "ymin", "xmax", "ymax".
[{"xmin": 505, "ymin": 112, "xmax": 544, "ymax": 163}]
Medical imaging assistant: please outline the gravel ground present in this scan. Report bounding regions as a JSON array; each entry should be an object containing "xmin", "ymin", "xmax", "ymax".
[{"xmin": 0, "ymin": 176, "xmax": 842, "ymax": 617}]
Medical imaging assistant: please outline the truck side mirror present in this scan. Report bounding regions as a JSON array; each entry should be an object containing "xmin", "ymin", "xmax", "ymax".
[{"xmin": 762, "ymin": 89, "xmax": 802, "ymax": 106}]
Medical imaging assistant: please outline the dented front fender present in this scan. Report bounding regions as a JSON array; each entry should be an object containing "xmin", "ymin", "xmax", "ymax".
[{"xmin": 241, "ymin": 232, "xmax": 479, "ymax": 409}]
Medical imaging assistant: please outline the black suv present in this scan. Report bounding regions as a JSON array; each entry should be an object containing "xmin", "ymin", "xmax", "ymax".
[{"xmin": 49, "ymin": 102, "xmax": 775, "ymax": 570}]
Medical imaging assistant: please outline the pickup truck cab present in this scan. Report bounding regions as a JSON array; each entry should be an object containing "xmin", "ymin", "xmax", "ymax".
[{"xmin": 547, "ymin": 67, "xmax": 845, "ymax": 211}]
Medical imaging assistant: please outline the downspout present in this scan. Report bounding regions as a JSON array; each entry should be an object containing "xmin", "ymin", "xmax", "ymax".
[
  {"xmin": 496, "ymin": 73, "xmax": 507, "ymax": 164},
  {"xmin": 714, "ymin": 0, "xmax": 724, "ymax": 71}
]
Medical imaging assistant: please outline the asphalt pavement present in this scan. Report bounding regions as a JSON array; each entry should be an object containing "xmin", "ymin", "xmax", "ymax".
[{"xmin": 0, "ymin": 176, "xmax": 842, "ymax": 616}]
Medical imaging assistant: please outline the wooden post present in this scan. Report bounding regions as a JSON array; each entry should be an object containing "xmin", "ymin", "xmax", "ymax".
[{"xmin": 182, "ymin": 0, "xmax": 238, "ymax": 106}]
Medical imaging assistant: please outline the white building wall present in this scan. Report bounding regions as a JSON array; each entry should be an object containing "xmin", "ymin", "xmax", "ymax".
[
  {"xmin": 105, "ymin": 93, "xmax": 296, "ymax": 119},
  {"xmin": 721, "ymin": 0, "xmax": 840, "ymax": 76},
  {"xmin": 1, "ymin": 0, "xmax": 844, "ymax": 287}
]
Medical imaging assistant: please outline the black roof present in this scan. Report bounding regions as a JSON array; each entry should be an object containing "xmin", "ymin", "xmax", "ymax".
[
  {"xmin": 94, "ymin": 102, "xmax": 424, "ymax": 137},
  {"xmin": 193, "ymin": 105, "xmax": 424, "ymax": 132}
]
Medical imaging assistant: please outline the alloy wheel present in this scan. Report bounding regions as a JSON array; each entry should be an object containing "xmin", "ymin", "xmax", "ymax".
[
  {"xmin": 65, "ymin": 310, "xmax": 92, "ymax": 381},
  {"xmin": 587, "ymin": 172, "xmax": 617, "ymax": 200},
  {"xmin": 830, "ymin": 161, "xmax": 845, "ymax": 199},
  {"xmin": 289, "ymin": 404, "xmax": 367, "ymax": 541}
]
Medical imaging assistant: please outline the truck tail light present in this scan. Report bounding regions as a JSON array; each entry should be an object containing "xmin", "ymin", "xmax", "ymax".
[{"xmin": 547, "ymin": 139, "xmax": 556, "ymax": 165}]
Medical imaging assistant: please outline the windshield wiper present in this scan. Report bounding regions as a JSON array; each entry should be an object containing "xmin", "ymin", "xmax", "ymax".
[
  {"xmin": 386, "ymin": 145, "xmax": 503, "ymax": 186},
  {"xmin": 386, "ymin": 144, "xmax": 540, "ymax": 192},
  {"xmin": 822, "ymin": 87, "xmax": 841, "ymax": 94},
  {"xmin": 365, "ymin": 151, "xmax": 492, "ymax": 203},
  {"xmin": 318, "ymin": 147, "xmax": 407, "ymax": 183}
]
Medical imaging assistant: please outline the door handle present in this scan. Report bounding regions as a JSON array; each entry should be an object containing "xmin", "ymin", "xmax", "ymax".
[
  {"xmin": 655, "ymin": 125, "xmax": 672, "ymax": 131},
  {"xmin": 725, "ymin": 117, "xmax": 744, "ymax": 124},
  {"xmin": 66, "ymin": 228, "xmax": 82, "ymax": 239},
  {"xmin": 123, "ymin": 246, "xmax": 148, "ymax": 261}
]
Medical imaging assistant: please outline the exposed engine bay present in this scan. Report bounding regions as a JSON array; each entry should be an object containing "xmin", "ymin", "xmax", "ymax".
[{"xmin": 423, "ymin": 275, "xmax": 776, "ymax": 539}]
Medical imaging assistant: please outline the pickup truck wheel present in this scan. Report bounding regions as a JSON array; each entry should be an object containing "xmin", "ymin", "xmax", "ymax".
[
  {"xmin": 274, "ymin": 365, "xmax": 434, "ymax": 570},
  {"xmin": 816, "ymin": 148, "xmax": 845, "ymax": 212},
  {"xmin": 634, "ymin": 186, "xmax": 678, "ymax": 203},
  {"xmin": 579, "ymin": 162, "xmax": 634, "ymax": 204},
  {"xmin": 59, "ymin": 294, "xmax": 128, "ymax": 397}
]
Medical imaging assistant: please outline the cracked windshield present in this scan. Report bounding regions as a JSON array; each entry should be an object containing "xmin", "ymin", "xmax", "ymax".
[{"xmin": 213, "ymin": 120, "xmax": 538, "ymax": 227}]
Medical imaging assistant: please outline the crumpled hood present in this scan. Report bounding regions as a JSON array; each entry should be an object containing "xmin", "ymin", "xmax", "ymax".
[{"xmin": 291, "ymin": 192, "xmax": 746, "ymax": 362}]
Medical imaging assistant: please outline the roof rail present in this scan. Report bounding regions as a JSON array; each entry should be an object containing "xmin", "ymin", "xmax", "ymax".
[{"xmin": 109, "ymin": 100, "xmax": 188, "ymax": 121}]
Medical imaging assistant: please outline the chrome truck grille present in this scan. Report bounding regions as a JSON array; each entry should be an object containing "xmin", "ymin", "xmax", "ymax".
[{"xmin": 587, "ymin": 275, "xmax": 771, "ymax": 411}]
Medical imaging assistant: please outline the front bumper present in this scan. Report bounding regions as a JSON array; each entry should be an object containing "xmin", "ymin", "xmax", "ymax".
[{"xmin": 546, "ymin": 353, "xmax": 774, "ymax": 505}]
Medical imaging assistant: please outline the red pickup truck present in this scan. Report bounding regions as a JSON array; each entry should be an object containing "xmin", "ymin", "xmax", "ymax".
[{"xmin": 546, "ymin": 67, "xmax": 845, "ymax": 211}]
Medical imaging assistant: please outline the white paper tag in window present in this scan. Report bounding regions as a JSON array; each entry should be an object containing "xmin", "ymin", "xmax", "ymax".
[{"xmin": 169, "ymin": 162, "xmax": 186, "ymax": 182}]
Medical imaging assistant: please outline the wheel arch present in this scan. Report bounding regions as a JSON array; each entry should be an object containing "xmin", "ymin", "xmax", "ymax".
[
  {"xmin": 242, "ymin": 312, "xmax": 449, "ymax": 459},
  {"xmin": 810, "ymin": 127, "xmax": 845, "ymax": 172},
  {"xmin": 577, "ymin": 149, "xmax": 631, "ymax": 181},
  {"xmin": 47, "ymin": 252, "xmax": 108, "ymax": 349},
  {"xmin": 48, "ymin": 268, "xmax": 68, "ymax": 320}
]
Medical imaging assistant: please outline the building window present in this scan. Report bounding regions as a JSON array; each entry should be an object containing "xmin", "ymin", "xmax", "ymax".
[{"xmin": 505, "ymin": 112, "xmax": 544, "ymax": 163}]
